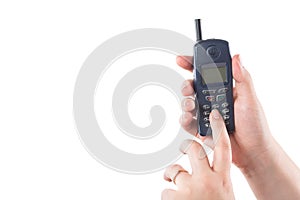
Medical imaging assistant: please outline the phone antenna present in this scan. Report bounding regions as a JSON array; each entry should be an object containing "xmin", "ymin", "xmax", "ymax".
[{"xmin": 195, "ymin": 19, "xmax": 202, "ymax": 41}]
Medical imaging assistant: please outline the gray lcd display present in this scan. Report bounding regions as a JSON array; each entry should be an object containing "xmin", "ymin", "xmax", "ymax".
[{"xmin": 201, "ymin": 64, "xmax": 227, "ymax": 85}]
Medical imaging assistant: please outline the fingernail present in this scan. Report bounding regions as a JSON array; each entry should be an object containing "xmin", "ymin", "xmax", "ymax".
[
  {"xmin": 180, "ymin": 139, "xmax": 192, "ymax": 154},
  {"xmin": 211, "ymin": 109, "xmax": 220, "ymax": 119},
  {"xmin": 210, "ymin": 111, "xmax": 224, "ymax": 143},
  {"xmin": 184, "ymin": 99, "xmax": 190, "ymax": 107},
  {"xmin": 181, "ymin": 81, "xmax": 189, "ymax": 90}
]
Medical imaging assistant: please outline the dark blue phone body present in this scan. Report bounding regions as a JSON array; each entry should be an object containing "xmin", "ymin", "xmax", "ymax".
[{"xmin": 193, "ymin": 39, "xmax": 235, "ymax": 136}]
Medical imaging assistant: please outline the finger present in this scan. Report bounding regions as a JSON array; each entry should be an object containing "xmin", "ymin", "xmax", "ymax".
[
  {"xmin": 161, "ymin": 189, "xmax": 177, "ymax": 200},
  {"xmin": 176, "ymin": 56, "xmax": 193, "ymax": 72},
  {"xmin": 181, "ymin": 98, "xmax": 196, "ymax": 112},
  {"xmin": 203, "ymin": 136, "xmax": 214, "ymax": 149},
  {"xmin": 232, "ymin": 54, "xmax": 256, "ymax": 97},
  {"xmin": 180, "ymin": 140, "xmax": 210, "ymax": 174},
  {"xmin": 181, "ymin": 80, "xmax": 195, "ymax": 97},
  {"xmin": 209, "ymin": 109, "xmax": 232, "ymax": 173},
  {"xmin": 179, "ymin": 112, "xmax": 198, "ymax": 136},
  {"xmin": 164, "ymin": 164, "xmax": 190, "ymax": 186},
  {"xmin": 233, "ymin": 87, "xmax": 237, "ymax": 100}
]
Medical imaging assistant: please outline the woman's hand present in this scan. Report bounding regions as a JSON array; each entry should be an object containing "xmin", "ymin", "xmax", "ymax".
[
  {"xmin": 178, "ymin": 54, "xmax": 274, "ymax": 172},
  {"xmin": 162, "ymin": 110, "xmax": 235, "ymax": 200},
  {"xmin": 177, "ymin": 54, "xmax": 300, "ymax": 199}
]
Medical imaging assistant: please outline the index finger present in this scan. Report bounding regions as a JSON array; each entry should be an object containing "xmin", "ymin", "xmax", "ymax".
[
  {"xmin": 209, "ymin": 109, "xmax": 232, "ymax": 173},
  {"xmin": 176, "ymin": 56, "xmax": 193, "ymax": 72}
]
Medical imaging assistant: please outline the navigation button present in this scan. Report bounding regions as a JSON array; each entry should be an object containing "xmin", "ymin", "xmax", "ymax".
[
  {"xmin": 202, "ymin": 90, "xmax": 216, "ymax": 95},
  {"xmin": 216, "ymin": 94, "xmax": 226, "ymax": 102},
  {"xmin": 218, "ymin": 88, "xmax": 228, "ymax": 93},
  {"xmin": 205, "ymin": 96, "xmax": 215, "ymax": 102}
]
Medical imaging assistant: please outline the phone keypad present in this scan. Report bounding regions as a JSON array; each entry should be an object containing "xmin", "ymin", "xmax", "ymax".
[{"xmin": 200, "ymin": 87, "xmax": 231, "ymax": 129}]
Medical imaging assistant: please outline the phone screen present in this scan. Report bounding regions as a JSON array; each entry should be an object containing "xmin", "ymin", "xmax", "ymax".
[{"xmin": 201, "ymin": 63, "xmax": 227, "ymax": 85}]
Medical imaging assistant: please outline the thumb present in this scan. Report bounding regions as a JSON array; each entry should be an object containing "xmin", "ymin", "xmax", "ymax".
[
  {"xmin": 209, "ymin": 109, "xmax": 232, "ymax": 173},
  {"xmin": 232, "ymin": 54, "xmax": 256, "ymax": 97}
]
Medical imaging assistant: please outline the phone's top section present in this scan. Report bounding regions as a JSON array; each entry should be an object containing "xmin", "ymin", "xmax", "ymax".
[{"xmin": 194, "ymin": 39, "xmax": 230, "ymax": 64}]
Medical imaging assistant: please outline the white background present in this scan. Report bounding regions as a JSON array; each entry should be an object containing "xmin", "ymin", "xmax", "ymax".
[{"xmin": 1, "ymin": 0, "xmax": 300, "ymax": 199}]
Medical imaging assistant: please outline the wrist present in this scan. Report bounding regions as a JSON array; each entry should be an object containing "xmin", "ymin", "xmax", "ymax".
[
  {"xmin": 239, "ymin": 137, "xmax": 279, "ymax": 179},
  {"xmin": 240, "ymin": 137, "xmax": 300, "ymax": 199}
]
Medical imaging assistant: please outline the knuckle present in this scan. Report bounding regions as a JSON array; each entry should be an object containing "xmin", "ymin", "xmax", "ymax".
[
  {"xmin": 188, "ymin": 141, "xmax": 204, "ymax": 154},
  {"xmin": 170, "ymin": 164, "xmax": 181, "ymax": 171}
]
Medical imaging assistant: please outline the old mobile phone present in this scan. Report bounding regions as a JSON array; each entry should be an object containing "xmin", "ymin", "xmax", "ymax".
[{"xmin": 193, "ymin": 19, "xmax": 235, "ymax": 136}]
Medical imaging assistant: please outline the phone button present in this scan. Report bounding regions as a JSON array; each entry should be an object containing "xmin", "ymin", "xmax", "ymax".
[
  {"xmin": 202, "ymin": 105, "xmax": 210, "ymax": 110},
  {"xmin": 202, "ymin": 90, "xmax": 216, "ymax": 95},
  {"xmin": 212, "ymin": 104, "xmax": 219, "ymax": 109},
  {"xmin": 223, "ymin": 115, "xmax": 230, "ymax": 120},
  {"xmin": 222, "ymin": 102, "xmax": 229, "ymax": 108},
  {"xmin": 222, "ymin": 108, "xmax": 229, "ymax": 114},
  {"xmin": 218, "ymin": 88, "xmax": 228, "ymax": 93},
  {"xmin": 203, "ymin": 117, "xmax": 209, "ymax": 122},
  {"xmin": 205, "ymin": 96, "xmax": 215, "ymax": 102},
  {"xmin": 216, "ymin": 94, "xmax": 226, "ymax": 102},
  {"xmin": 203, "ymin": 111, "xmax": 210, "ymax": 116},
  {"xmin": 204, "ymin": 123, "xmax": 211, "ymax": 128}
]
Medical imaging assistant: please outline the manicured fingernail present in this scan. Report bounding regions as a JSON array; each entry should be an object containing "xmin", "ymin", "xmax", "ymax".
[
  {"xmin": 181, "ymin": 81, "xmax": 188, "ymax": 90},
  {"xmin": 184, "ymin": 99, "xmax": 190, "ymax": 107},
  {"xmin": 180, "ymin": 140, "xmax": 192, "ymax": 154},
  {"xmin": 210, "ymin": 110, "xmax": 225, "ymax": 143},
  {"xmin": 211, "ymin": 109, "xmax": 220, "ymax": 119},
  {"xmin": 184, "ymin": 99, "xmax": 195, "ymax": 110}
]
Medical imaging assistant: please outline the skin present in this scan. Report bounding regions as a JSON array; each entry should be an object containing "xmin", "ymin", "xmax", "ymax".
[
  {"xmin": 162, "ymin": 109, "xmax": 235, "ymax": 200},
  {"xmin": 162, "ymin": 55, "xmax": 300, "ymax": 199}
]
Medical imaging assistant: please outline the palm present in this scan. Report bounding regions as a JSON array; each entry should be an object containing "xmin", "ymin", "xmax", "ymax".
[{"xmin": 230, "ymin": 89, "xmax": 270, "ymax": 168}]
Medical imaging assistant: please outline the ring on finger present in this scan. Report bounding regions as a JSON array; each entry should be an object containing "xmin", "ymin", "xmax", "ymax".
[{"xmin": 173, "ymin": 169, "xmax": 188, "ymax": 185}]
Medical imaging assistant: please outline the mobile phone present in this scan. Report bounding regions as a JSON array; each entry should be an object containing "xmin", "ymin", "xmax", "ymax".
[{"xmin": 193, "ymin": 19, "xmax": 235, "ymax": 136}]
